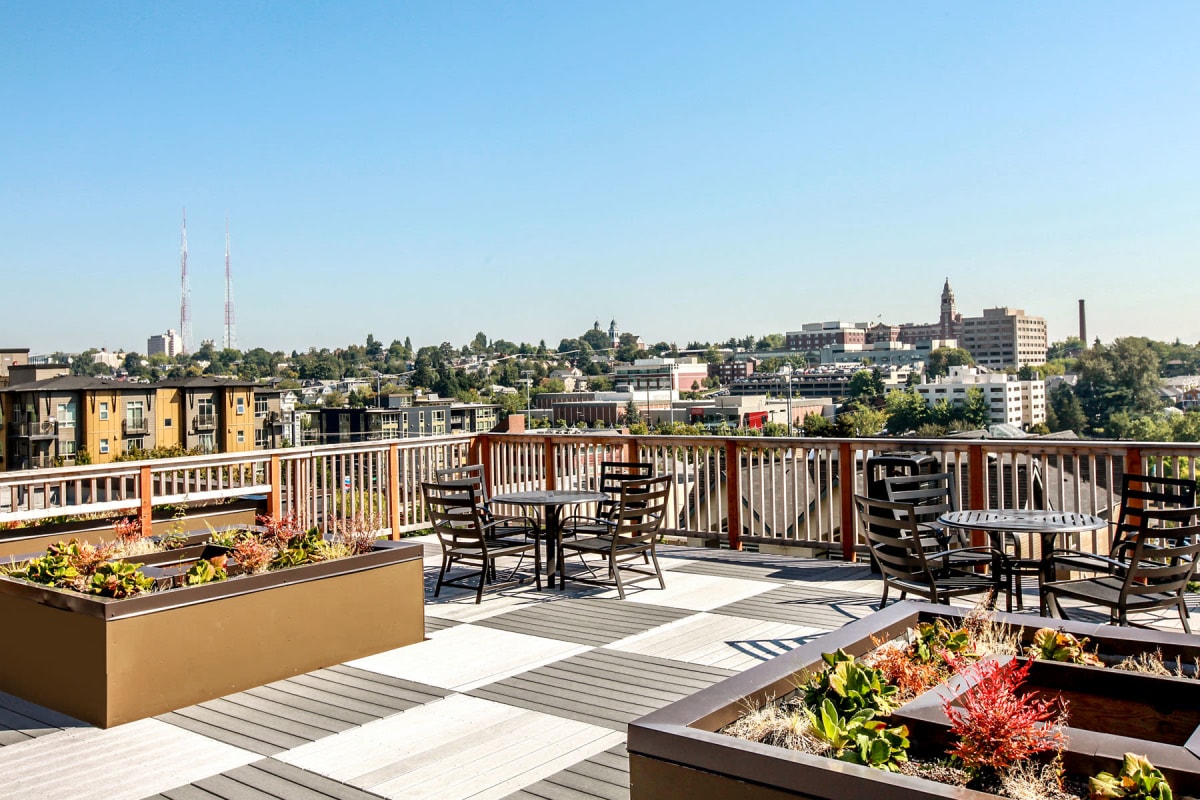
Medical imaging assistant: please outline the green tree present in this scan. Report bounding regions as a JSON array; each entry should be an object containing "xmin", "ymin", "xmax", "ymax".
[
  {"xmin": 1074, "ymin": 338, "xmax": 1162, "ymax": 435},
  {"xmin": 581, "ymin": 328, "xmax": 612, "ymax": 352},
  {"xmin": 925, "ymin": 347, "xmax": 975, "ymax": 379},
  {"xmin": 837, "ymin": 404, "xmax": 888, "ymax": 437},
  {"xmin": 884, "ymin": 389, "xmax": 928, "ymax": 434},
  {"xmin": 322, "ymin": 390, "xmax": 346, "ymax": 407},
  {"xmin": 1107, "ymin": 411, "xmax": 1172, "ymax": 442},
  {"xmin": 962, "ymin": 387, "xmax": 990, "ymax": 428},
  {"xmin": 801, "ymin": 413, "xmax": 833, "ymax": 436},
  {"xmin": 1047, "ymin": 383, "xmax": 1087, "ymax": 434},
  {"xmin": 848, "ymin": 370, "xmax": 882, "ymax": 403},
  {"xmin": 1171, "ymin": 411, "xmax": 1200, "ymax": 442}
]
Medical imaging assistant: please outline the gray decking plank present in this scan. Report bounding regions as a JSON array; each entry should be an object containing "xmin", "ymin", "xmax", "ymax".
[
  {"xmin": 157, "ymin": 710, "xmax": 289, "ymax": 757},
  {"xmin": 240, "ymin": 685, "xmax": 378, "ymax": 727},
  {"xmin": 172, "ymin": 702, "xmax": 314, "ymax": 748},
  {"xmin": 157, "ymin": 784, "xmax": 230, "ymax": 800},
  {"xmin": 0, "ymin": 729, "xmax": 34, "ymax": 747},
  {"xmin": 248, "ymin": 679, "xmax": 402, "ymax": 719},
  {"xmin": 285, "ymin": 669, "xmax": 445, "ymax": 712},
  {"xmin": 474, "ymin": 598, "xmax": 694, "ymax": 646},
  {"xmin": 191, "ymin": 772, "xmax": 279, "ymax": 800},
  {"xmin": 501, "ymin": 744, "xmax": 629, "ymax": 800},
  {"xmin": 214, "ymin": 693, "xmax": 354, "ymax": 735},
  {"xmin": 709, "ymin": 583, "xmax": 878, "ymax": 628},
  {"xmin": 201, "ymin": 696, "xmax": 342, "ymax": 741},
  {"xmin": 247, "ymin": 759, "xmax": 390, "ymax": 800}
]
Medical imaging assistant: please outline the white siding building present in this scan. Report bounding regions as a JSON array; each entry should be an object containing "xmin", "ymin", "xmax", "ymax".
[{"xmin": 916, "ymin": 367, "xmax": 1046, "ymax": 427}]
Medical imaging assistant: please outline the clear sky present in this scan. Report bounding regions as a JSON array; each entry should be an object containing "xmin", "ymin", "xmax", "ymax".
[{"xmin": 3, "ymin": 2, "xmax": 1198, "ymax": 355}]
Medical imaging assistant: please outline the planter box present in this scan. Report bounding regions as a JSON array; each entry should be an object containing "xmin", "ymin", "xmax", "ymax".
[
  {"xmin": 628, "ymin": 602, "xmax": 1200, "ymax": 800},
  {"xmin": 0, "ymin": 539, "xmax": 425, "ymax": 728},
  {"xmin": 0, "ymin": 497, "xmax": 264, "ymax": 560}
]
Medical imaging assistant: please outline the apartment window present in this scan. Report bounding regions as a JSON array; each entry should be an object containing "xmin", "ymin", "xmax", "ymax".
[
  {"xmin": 126, "ymin": 400, "xmax": 145, "ymax": 429},
  {"xmin": 236, "ymin": 397, "xmax": 246, "ymax": 415},
  {"xmin": 199, "ymin": 433, "xmax": 215, "ymax": 454},
  {"xmin": 164, "ymin": 418, "xmax": 172, "ymax": 427},
  {"xmin": 60, "ymin": 440, "xmax": 76, "ymax": 459},
  {"xmin": 99, "ymin": 402, "xmax": 109, "ymax": 421},
  {"xmin": 255, "ymin": 396, "xmax": 268, "ymax": 417},
  {"xmin": 236, "ymin": 430, "xmax": 245, "ymax": 444},
  {"xmin": 99, "ymin": 438, "xmax": 109, "ymax": 455},
  {"xmin": 255, "ymin": 428, "xmax": 268, "ymax": 448},
  {"xmin": 57, "ymin": 401, "xmax": 77, "ymax": 427},
  {"xmin": 125, "ymin": 438, "xmax": 144, "ymax": 453}
]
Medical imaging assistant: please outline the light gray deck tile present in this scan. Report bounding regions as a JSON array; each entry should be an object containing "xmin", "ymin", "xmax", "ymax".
[
  {"xmin": 0, "ymin": 718, "xmax": 259, "ymax": 800},
  {"xmin": 472, "ymin": 597, "xmax": 696, "ymax": 646},
  {"xmin": 347, "ymin": 622, "xmax": 591, "ymax": 691},
  {"xmin": 502, "ymin": 744, "xmax": 629, "ymax": 800},
  {"xmin": 708, "ymin": 582, "xmax": 881, "ymax": 629},
  {"xmin": 606, "ymin": 611, "xmax": 826, "ymax": 670},
  {"xmin": 278, "ymin": 694, "xmax": 624, "ymax": 800},
  {"xmin": 466, "ymin": 648, "xmax": 735, "ymax": 731},
  {"xmin": 612, "ymin": 570, "xmax": 777, "ymax": 611},
  {"xmin": 669, "ymin": 554, "xmax": 872, "ymax": 585}
]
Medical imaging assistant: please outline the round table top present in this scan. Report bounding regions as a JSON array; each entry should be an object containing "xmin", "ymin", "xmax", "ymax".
[
  {"xmin": 938, "ymin": 509, "xmax": 1107, "ymax": 533},
  {"xmin": 491, "ymin": 489, "xmax": 608, "ymax": 506}
]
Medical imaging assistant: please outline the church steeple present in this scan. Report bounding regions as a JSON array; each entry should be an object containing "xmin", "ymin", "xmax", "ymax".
[{"xmin": 939, "ymin": 279, "xmax": 958, "ymax": 339}]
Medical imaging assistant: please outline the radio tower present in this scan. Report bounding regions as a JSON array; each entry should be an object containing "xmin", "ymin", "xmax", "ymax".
[
  {"xmin": 179, "ymin": 209, "xmax": 193, "ymax": 355},
  {"xmin": 223, "ymin": 214, "xmax": 236, "ymax": 351}
]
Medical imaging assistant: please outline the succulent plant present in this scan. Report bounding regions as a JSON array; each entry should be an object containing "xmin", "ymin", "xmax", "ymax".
[
  {"xmin": 87, "ymin": 561, "xmax": 153, "ymax": 598},
  {"xmin": 1090, "ymin": 753, "xmax": 1173, "ymax": 800},
  {"xmin": 1029, "ymin": 627, "xmax": 1102, "ymax": 666},
  {"xmin": 805, "ymin": 649, "xmax": 898, "ymax": 717}
]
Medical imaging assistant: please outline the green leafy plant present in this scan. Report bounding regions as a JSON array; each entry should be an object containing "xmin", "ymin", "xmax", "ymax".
[
  {"xmin": 205, "ymin": 522, "xmax": 244, "ymax": 548},
  {"xmin": 806, "ymin": 698, "xmax": 909, "ymax": 771},
  {"xmin": 805, "ymin": 649, "xmax": 898, "ymax": 717},
  {"xmin": 10, "ymin": 553, "xmax": 78, "ymax": 588},
  {"xmin": 185, "ymin": 556, "xmax": 228, "ymax": 585},
  {"xmin": 1028, "ymin": 627, "xmax": 1102, "ymax": 666},
  {"xmin": 159, "ymin": 508, "xmax": 191, "ymax": 550},
  {"xmin": 87, "ymin": 561, "xmax": 153, "ymax": 598},
  {"xmin": 270, "ymin": 530, "xmax": 322, "ymax": 569},
  {"xmin": 912, "ymin": 620, "xmax": 974, "ymax": 664},
  {"xmin": 1091, "ymin": 753, "xmax": 1173, "ymax": 800}
]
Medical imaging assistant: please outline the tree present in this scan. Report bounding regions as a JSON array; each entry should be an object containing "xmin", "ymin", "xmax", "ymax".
[
  {"xmin": 1074, "ymin": 338, "xmax": 1162, "ymax": 435},
  {"xmin": 925, "ymin": 347, "xmax": 975, "ymax": 379},
  {"xmin": 755, "ymin": 333, "xmax": 785, "ymax": 351},
  {"xmin": 581, "ymin": 328, "xmax": 612, "ymax": 352},
  {"xmin": 322, "ymin": 390, "xmax": 346, "ymax": 408},
  {"xmin": 848, "ymin": 370, "xmax": 881, "ymax": 403},
  {"xmin": 1046, "ymin": 337, "xmax": 1084, "ymax": 361},
  {"xmin": 962, "ymin": 387, "xmax": 990, "ymax": 428},
  {"xmin": 471, "ymin": 331, "xmax": 489, "ymax": 354},
  {"xmin": 802, "ymin": 413, "xmax": 834, "ymax": 437},
  {"xmin": 1047, "ymin": 384, "xmax": 1087, "ymax": 434},
  {"xmin": 884, "ymin": 389, "xmax": 928, "ymax": 434},
  {"xmin": 837, "ymin": 404, "xmax": 888, "ymax": 437}
]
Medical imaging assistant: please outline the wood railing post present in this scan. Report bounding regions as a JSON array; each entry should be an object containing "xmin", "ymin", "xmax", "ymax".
[
  {"xmin": 268, "ymin": 454, "xmax": 283, "ymax": 520},
  {"xmin": 544, "ymin": 438, "xmax": 557, "ymax": 490},
  {"xmin": 139, "ymin": 464, "xmax": 153, "ymax": 538},
  {"xmin": 839, "ymin": 442, "xmax": 856, "ymax": 562},
  {"xmin": 387, "ymin": 444, "xmax": 401, "ymax": 539},
  {"xmin": 726, "ymin": 441, "xmax": 742, "ymax": 550},
  {"xmin": 967, "ymin": 444, "xmax": 986, "ymax": 547},
  {"xmin": 478, "ymin": 434, "xmax": 494, "ymax": 494}
]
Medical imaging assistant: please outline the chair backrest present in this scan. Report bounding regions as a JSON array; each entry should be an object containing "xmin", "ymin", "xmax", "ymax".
[
  {"xmin": 1115, "ymin": 474, "xmax": 1198, "ymax": 542},
  {"xmin": 595, "ymin": 461, "xmax": 655, "ymax": 518},
  {"xmin": 854, "ymin": 494, "xmax": 941, "ymax": 585},
  {"xmin": 437, "ymin": 464, "xmax": 487, "ymax": 495},
  {"xmin": 883, "ymin": 471, "xmax": 958, "ymax": 527},
  {"xmin": 1119, "ymin": 510, "xmax": 1200, "ymax": 603},
  {"xmin": 610, "ymin": 476, "xmax": 671, "ymax": 544},
  {"xmin": 421, "ymin": 481, "xmax": 488, "ymax": 552}
]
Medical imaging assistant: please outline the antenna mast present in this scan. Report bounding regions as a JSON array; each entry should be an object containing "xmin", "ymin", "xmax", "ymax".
[
  {"xmin": 223, "ymin": 213, "xmax": 236, "ymax": 351},
  {"xmin": 180, "ymin": 209, "xmax": 193, "ymax": 355}
]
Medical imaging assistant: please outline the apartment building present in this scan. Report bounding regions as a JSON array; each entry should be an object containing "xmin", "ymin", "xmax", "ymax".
[
  {"xmin": 0, "ymin": 375, "xmax": 255, "ymax": 470},
  {"xmin": 709, "ymin": 358, "xmax": 756, "ymax": 383},
  {"xmin": 959, "ymin": 307, "xmax": 1048, "ymax": 369},
  {"xmin": 0, "ymin": 349, "xmax": 30, "ymax": 387},
  {"xmin": 915, "ymin": 366, "xmax": 1047, "ymax": 427},
  {"xmin": 147, "ymin": 330, "xmax": 183, "ymax": 357},
  {"xmin": 317, "ymin": 402, "xmax": 499, "ymax": 444},
  {"xmin": 785, "ymin": 321, "xmax": 869, "ymax": 352},
  {"xmin": 729, "ymin": 366, "xmax": 914, "ymax": 401}
]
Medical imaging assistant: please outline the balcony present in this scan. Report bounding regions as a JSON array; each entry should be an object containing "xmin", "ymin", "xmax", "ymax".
[
  {"xmin": 123, "ymin": 417, "xmax": 149, "ymax": 435},
  {"xmin": 12, "ymin": 419, "xmax": 57, "ymax": 439},
  {"xmin": 192, "ymin": 414, "xmax": 217, "ymax": 431},
  {"xmin": 266, "ymin": 410, "xmax": 283, "ymax": 426}
]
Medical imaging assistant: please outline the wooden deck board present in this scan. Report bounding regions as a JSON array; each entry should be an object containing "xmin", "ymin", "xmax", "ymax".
[{"xmin": 472, "ymin": 597, "xmax": 694, "ymax": 646}]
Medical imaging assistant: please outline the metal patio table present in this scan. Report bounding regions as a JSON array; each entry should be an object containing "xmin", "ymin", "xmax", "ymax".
[
  {"xmin": 938, "ymin": 508, "xmax": 1108, "ymax": 616},
  {"xmin": 491, "ymin": 489, "xmax": 608, "ymax": 589}
]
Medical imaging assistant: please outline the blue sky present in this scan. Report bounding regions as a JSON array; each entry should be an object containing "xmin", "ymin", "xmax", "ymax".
[{"xmin": 3, "ymin": 2, "xmax": 1198, "ymax": 355}]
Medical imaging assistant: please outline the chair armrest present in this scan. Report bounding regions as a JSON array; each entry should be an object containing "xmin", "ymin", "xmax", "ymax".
[
  {"xmin": 927, "ymin": 545, "xmax": 1009, "ymax": 565},
  {"xmin": 1046, "ymin": 549, "xmax": 1126, "ymax": 570}
]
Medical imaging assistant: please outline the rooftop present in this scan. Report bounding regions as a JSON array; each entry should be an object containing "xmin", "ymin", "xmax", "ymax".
[{"xmin": 1, "ymin": 536, "xmax": 1191, "ymax": 800}]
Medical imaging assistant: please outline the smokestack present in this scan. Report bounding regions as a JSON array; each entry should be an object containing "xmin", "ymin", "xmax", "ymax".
[{"xmin": 1078, "ymin": 299, "xmax": 1087, "ymax": 346}]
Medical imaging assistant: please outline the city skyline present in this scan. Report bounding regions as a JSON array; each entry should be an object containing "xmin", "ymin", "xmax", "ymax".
[{"xmin": 3, "ymin": 3, "xmax": 1198, "ymax": 352}]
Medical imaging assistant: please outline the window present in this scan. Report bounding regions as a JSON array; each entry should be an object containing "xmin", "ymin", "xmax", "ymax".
[
  {"xmin": 255, "ymin": 428, "xmax": 268, "ymax": 448},
  {"xmin": 126, "ymin": 400, "xmax": 145, "ymax": 430},
  {"xmin": 99, "ymin": 402, "xmax": 109, "ymax": 421},
  {"xmin": 99, "ymin": 438, "xmax": 109, "ymax": 455},
  {"xmin": 57, "ymin": 401, "xmax": 77, "ymax": 427},
  {"xmin": 255, "ymin": 396, "xmax": 268, "ymax": 417},
  {"xmin": 198, "ymin": 433, "xmax": 215, "ymax": 454},
  {"xmin": 236, "ymin": 397, "xmax": 246, "ymax": 415},
  {"xmin": 125, "ymin": 438, "xmax": 144, "ymax": 453},
  {"xmin": 236, "ymin": 430, "xmax": 245, "ymax": 444},
  {"xmin": 164, "ymin": 418, "xmax": 172, "ymax": 427},
  {"xmin": 60, "ymin": 440, "xmax": 76, "ymax": 458}
]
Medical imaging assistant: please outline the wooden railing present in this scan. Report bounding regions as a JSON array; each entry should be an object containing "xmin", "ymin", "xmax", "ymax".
[{"xmin": 3, "ymin": 432, "xmax": 1199, "ymax": 561}]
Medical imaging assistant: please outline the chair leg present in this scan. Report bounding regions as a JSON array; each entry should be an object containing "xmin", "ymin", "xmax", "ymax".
[
  {"xmin": 476, "ymin": 561, "xmax": 487, "ymax": 604},
  {"xmin": 1181, "ymin": 600, "xmax": 1192, "ymax": 634},
  {"xmin": 880, "ymin": 582, "xmax": 890, "ymax": 608},
  {"xmin": 611, "ymin": 554, "xmax": 626, "ymax": 600},
  {"xmin": 435, "ymin": 555, "xmax": 449, "ymax": 597},
  {"xmin": 649, "ymin": 547, "xmax": 665, "ymax": 589}
]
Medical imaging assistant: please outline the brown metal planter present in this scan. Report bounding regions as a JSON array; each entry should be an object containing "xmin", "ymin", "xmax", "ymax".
[
  {"xmin": 628, "ymin": 601, "xmax": 1200, "ymax": 800},
  {"xmin": 0, "ymin": 539, "xmax": 425, "ymax": 728}
]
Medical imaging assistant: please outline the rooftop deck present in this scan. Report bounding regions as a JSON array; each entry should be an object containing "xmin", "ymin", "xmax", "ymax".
[{"xmin": 2, "ymin": 539, "xmax": 1194, "ymax": 800}]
